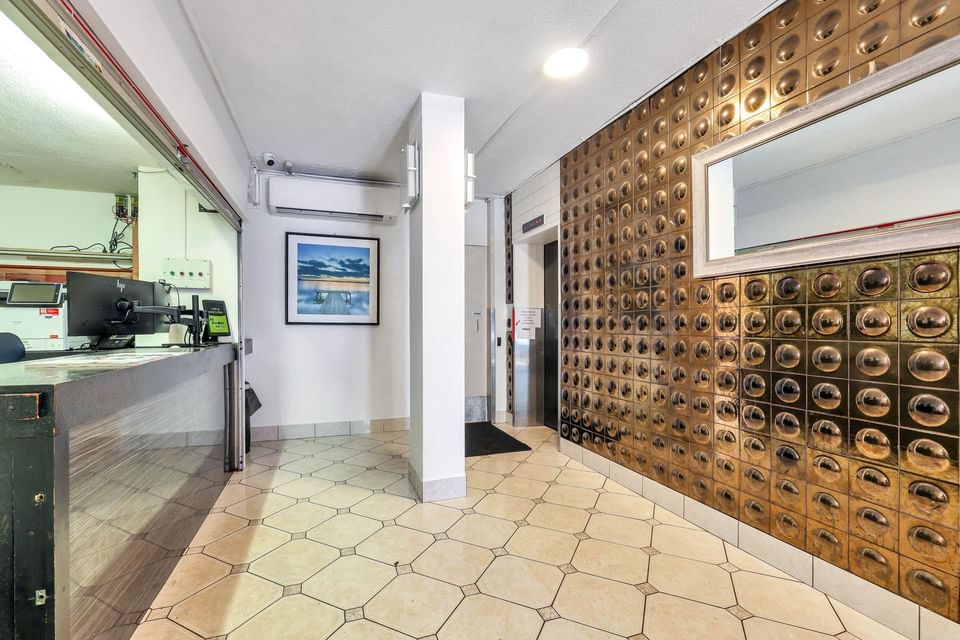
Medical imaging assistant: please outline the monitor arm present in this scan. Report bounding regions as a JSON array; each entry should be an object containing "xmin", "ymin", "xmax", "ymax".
[
  {"xmin": 113, "ymin": 299, "xmax": 183, "ymax": 324},
  {"xmin": 113, "ymin": 295, "xmax": 205, "ymax": 346}
]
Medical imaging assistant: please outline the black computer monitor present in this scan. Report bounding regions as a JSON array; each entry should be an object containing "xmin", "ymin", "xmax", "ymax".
[{"xmin": 66, "ymin": 272, "xmax": 159, "ymax": 339}]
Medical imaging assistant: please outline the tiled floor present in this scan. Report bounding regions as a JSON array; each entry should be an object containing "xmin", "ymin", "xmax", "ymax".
[{"xmin": 126, "ymin": 425, "xmax": 908, "ymax": 640}]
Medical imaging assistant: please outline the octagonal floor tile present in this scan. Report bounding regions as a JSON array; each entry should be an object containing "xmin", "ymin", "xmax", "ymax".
[
  {"xmin": 253, "ymin": 451, "xmax": 303, "ymax": 467},
  {"xmin": 472, "ymin": 457, "xmax": 520, "ymax": 475},
  {"xmin": 225, "ymin": 493, "xmax": 296, "ymax": 520},
  {"xmin": 474, "ymin": 494, "xmax": 535, "ymax": 521},
  {"xmin": 447, "ymin": 513, "xmax": 517, "ymax": 548},
  {"xmin": 477, "ymin": 555, "xmax": 563, "ymax": 609},
  {"xmin": 301, "ymin": 555, "xmax": 396, "ymax": 609},
  {"xmin": 511, "ymin": 462, "xmax": 561, "ymax": 482},
  {"xmin": 311, "ymin": 463, "xmax": 365, "ymax": 482},
  {"xmin": 153, "ymin": 512, "xmax": 246, "ymax": 549},
  {"xmin": 365, "ymin": 573, "xmax": 463, "ymax": 638},
  {"xmin": 654, "ymin": 505, "xmax": 701, "ymax": 529},
  {"xmin": 151, "ymin": 553, "xmax": 230, "ymax": 608},
  {"xmin": 356, "ymin": 525, "xmax": 434, "ymax": 565},
  {"xmin": 438, "ymin": 594, "xmax": 543, "ymax": 640},
  {"xmin": 495, "ymin": 477, "xmax": 550, "ymax": 499},
  {"xmin": 263, "ymin": 502, "xmax": 337, "ymax": 533},
  {"xmin": 306, "ymin": 513, "xmax": 381, "ymax": 548},
  {"xmin": 435, "ymin": 488, "xmax": 485, "ymax": 510},
  {"xmin": 647, "ymin": 554, "xmax": 736, "ymax": 607},
  {"xmin": 650, "ymin": 524, "xmax": 726, "ymax": 563},
  {"xmin": 345, "ymin": 452, "xmax": 392, "ymax": 467},
  {"xmin": 571, "ymin": 538, "xmax": 649, "ymax": 584},
  {"xmin": 240, "ymin": 469, "xmax": 300, "ymax": 490},
  {"xmin": 594, "ymin": 492, "xmax": 655, "ymax": 520},
  {"xmin": 525, "ymin": 451, "xmax": 568, "ymax": 467},
  {"xmin": 732, "ymin": 571, "xmax": 844, "ymax": 635},
  {"xmin": 585, "ymin": 513, "xmax": 652, "ymax": 548},
  {"xmin": 315, "ymin": 447, "xmax": 357, "ymax": 462},
  {"xmin": 555, "ymin": 468, "xmax": 606, "ymax": 489},
  {"xmin": 723, "ymin": 542, "xmax": 796, "ymax": 580},
  {"xmin": 643, "ymin": 593, "xmax": 744, "ymax": 640},
  {"xmin": 541, "ymin": 483, "xmax": 599, "ymax": 509},
  {"xmin": 526, "ymin": 503, "xmax": 589, "ymax": 533},
  {"xmin": 343, "ymin": 437, "xmax": 384, "ymax": 450},
  {"xmin": 327, "ymin": 619, "xmax": 412, "ymax": 640},
  {"xmin": 412, "ymin": 538, "xmax": 493, "ymax": 586},
  {"xmin": 271, "ymin": 476, "xmax": 335, "ymax": 499},
  {"xmin": 349, "ymin": 470, "xmax": 402, "ymax": 490},
  {"xmin": 310, "ymin": 484, "xmax": 374, "ymax": 509},
  {"xmin": 229, "ymin": 594, "xmax": 343, "ymax": 640},
  {"xmin": 395, "ymin": 503, "xmax": 463, "ymax": 533},
  {"xmin": 351, "ymin": 493, "xmax": 417, "ymax": 521},
  {"xmin": 169, "ymin": 573, "xmax": 281, "ymax": 637},
  {"xmin": 278, "ymin": 455, "xmax": 334, "ymax": 475},
  {"xmin": 466, "ymin": 469, "xmax": 504, "ymax": 490},
  {"xmin": 204, "ymin": 483, "xmax": 261, "ymax": 509},
  {"xmin": 553, "ymin": 572, "xmax": 645, "ymax": 637},
  {"xmin": 743, "ymin": 617, "xmax": 836, "ymax": 639},
  {"xmin": 505, "ymin": 524, "xmax": 579, "ymax": 566},
  {"xmin": 539, "ymin": 618, "xmax": 621, "ymax": 640},
  {"xmin": 248, "ymin": 538, "xmax": 339, "ymax": 585},
  {"xmin": 128, "ymin": 619, "xmax": 202, "ymax": 640},
  {"xmin": 203, "ymin": 525, "xmax": 289, "ymax": 565}
]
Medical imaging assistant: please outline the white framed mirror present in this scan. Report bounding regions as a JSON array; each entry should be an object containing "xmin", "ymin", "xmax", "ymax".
[{"xmin": 693, "ymin": 37, "xmax": 960, "ymax": 278}]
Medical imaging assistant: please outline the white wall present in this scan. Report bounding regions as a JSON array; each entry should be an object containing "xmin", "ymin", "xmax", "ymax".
[
  {"xmin": 242, "ymin": 182, "xmax": 410, "ymax": 428},
  {"xmin": 511, "ymin": 160, "xmax": 561, "ymax": 244},
  {"xmin": 465, "ymin": 201, "xmax": 487, "ymax": 247},
  {"xmin": 0, "ymin": 185, "xmax": 131, "ymax": 265},
  {"xmin": 137, "ymin": 168, "xmax": 238, "ymax": 346}
]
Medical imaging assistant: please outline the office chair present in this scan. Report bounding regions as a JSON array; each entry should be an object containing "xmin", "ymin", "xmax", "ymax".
[{"xmin": 0, "ymin": 333, "xmax": 26, "ymax": 364}]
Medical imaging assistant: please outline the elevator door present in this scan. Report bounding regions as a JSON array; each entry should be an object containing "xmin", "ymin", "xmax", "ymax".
[{"xmin": 543, "ymin": 241, "xmax": 558, "ymax": 429}]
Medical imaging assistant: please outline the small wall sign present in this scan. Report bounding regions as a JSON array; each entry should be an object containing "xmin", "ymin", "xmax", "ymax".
[{"xmin": 522, "ymin": 214, "xmax": 545, "ymax": 234}]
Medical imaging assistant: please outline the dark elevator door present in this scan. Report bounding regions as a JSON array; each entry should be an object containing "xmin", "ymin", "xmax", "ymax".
[{"xmin": 544, "ymin": 241, "xmax": 559, "ymax": 429}]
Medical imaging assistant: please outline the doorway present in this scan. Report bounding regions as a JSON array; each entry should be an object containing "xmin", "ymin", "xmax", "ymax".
[{"xmin": 543, "ymin": 240, "xmax": 558, "ymax": 429}]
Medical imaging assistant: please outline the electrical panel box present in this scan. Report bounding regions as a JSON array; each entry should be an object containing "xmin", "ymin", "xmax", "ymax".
[{"xmin": 160, "ymin": 258, "xmax": 212, "ymax": 289}]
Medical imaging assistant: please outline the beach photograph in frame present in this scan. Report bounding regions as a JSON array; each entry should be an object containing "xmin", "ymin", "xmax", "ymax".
[{"xmin": 285, "ymin": 232, "xmax": 380, "ymax": 325}]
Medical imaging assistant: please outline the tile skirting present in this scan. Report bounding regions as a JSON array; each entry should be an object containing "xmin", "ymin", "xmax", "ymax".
[
  {"xmin": 407, "ymin": 461, "xmax": 467, "ymax": 503},
  {"xmin": 556, "ymin": 438, "xmax": 959, "ymax": 640},
  {"xmin": 251, "ymin": 417, "xmax": 411, "ymax": 442},
  {"xmin": 465, "ymin": 396, "xmax": 488, "ymax": 422}
]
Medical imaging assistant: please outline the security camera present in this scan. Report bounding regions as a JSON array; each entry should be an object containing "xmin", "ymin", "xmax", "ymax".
[{"xmin": 262, "ymin": 152, "xmax": 277, "ymax": 168}]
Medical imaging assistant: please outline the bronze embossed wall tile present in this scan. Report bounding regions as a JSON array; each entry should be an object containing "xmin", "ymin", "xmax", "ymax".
[{"xmin": 553, "ymin": 0, "xmax": 960, "ymax": 617}]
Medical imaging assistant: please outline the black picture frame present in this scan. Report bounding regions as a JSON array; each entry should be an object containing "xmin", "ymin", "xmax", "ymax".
[{"xmin": 285, "ymin": 232, "xmax": 380, "ymax": 325}]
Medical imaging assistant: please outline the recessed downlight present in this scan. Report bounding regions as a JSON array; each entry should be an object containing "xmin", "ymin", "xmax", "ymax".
[{"xmin": 543, "ymin": 47, "xmax": 588, "ymax": 79}]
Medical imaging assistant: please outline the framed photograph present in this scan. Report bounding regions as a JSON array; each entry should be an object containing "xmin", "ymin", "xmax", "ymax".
[{"xmin": 285, "ymin": 232, "xmax": 380, "ymax": 325}]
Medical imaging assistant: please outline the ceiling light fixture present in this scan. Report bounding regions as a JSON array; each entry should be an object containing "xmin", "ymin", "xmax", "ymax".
[{"xmin": 543, "ymin": 47, "xmax": 588, "ymax": 79}]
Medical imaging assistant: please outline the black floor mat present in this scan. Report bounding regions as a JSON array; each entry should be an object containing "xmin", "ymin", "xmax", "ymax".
[{"xmin": 465, "ymin": 421, "xmax": 532, "ymax": 457}]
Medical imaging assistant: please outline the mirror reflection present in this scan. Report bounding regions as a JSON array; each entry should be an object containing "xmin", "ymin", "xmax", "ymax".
[{"xmin": 706, "ymin": 61, "xmax": 960, "ymax": 259}]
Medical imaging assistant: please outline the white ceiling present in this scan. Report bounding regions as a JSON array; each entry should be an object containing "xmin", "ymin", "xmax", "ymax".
[
  {"xmin": 0, "ymin": 10, "xmax": 156, "ymax": 194},
  {"xmin": 181, "ymin": 0, "xmax": 779, "ymax": 195}
]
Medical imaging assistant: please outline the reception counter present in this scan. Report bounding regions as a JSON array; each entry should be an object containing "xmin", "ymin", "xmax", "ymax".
[{"xmin": 0, "ymin": 344, "xmax": 240, "ymax": 640}]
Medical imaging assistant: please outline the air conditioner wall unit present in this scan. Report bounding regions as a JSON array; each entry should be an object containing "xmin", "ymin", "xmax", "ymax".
[{"xmin": 267, "ymin": 175, "xmax": 400, "ymax": 224}]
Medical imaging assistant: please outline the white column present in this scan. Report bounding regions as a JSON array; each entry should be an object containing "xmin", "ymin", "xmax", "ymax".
[{"xmin": 408, "ymin": 93, "xmax": 466, "ymax": 502}]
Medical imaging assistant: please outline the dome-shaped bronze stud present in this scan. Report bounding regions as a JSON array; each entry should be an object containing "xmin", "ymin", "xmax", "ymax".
[
  {"xmin": 906, "ymin": 349, "xmax": 950, "ymax": 382},
  {"xmin": 775, "ymin": 343, "xmax": 802, "ymax": 369}
]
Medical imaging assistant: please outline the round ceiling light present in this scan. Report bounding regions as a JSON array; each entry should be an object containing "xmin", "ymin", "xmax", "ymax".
[{"xmin": 543, "ymin": 48, "xmax": 588, "ymax": 79}]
